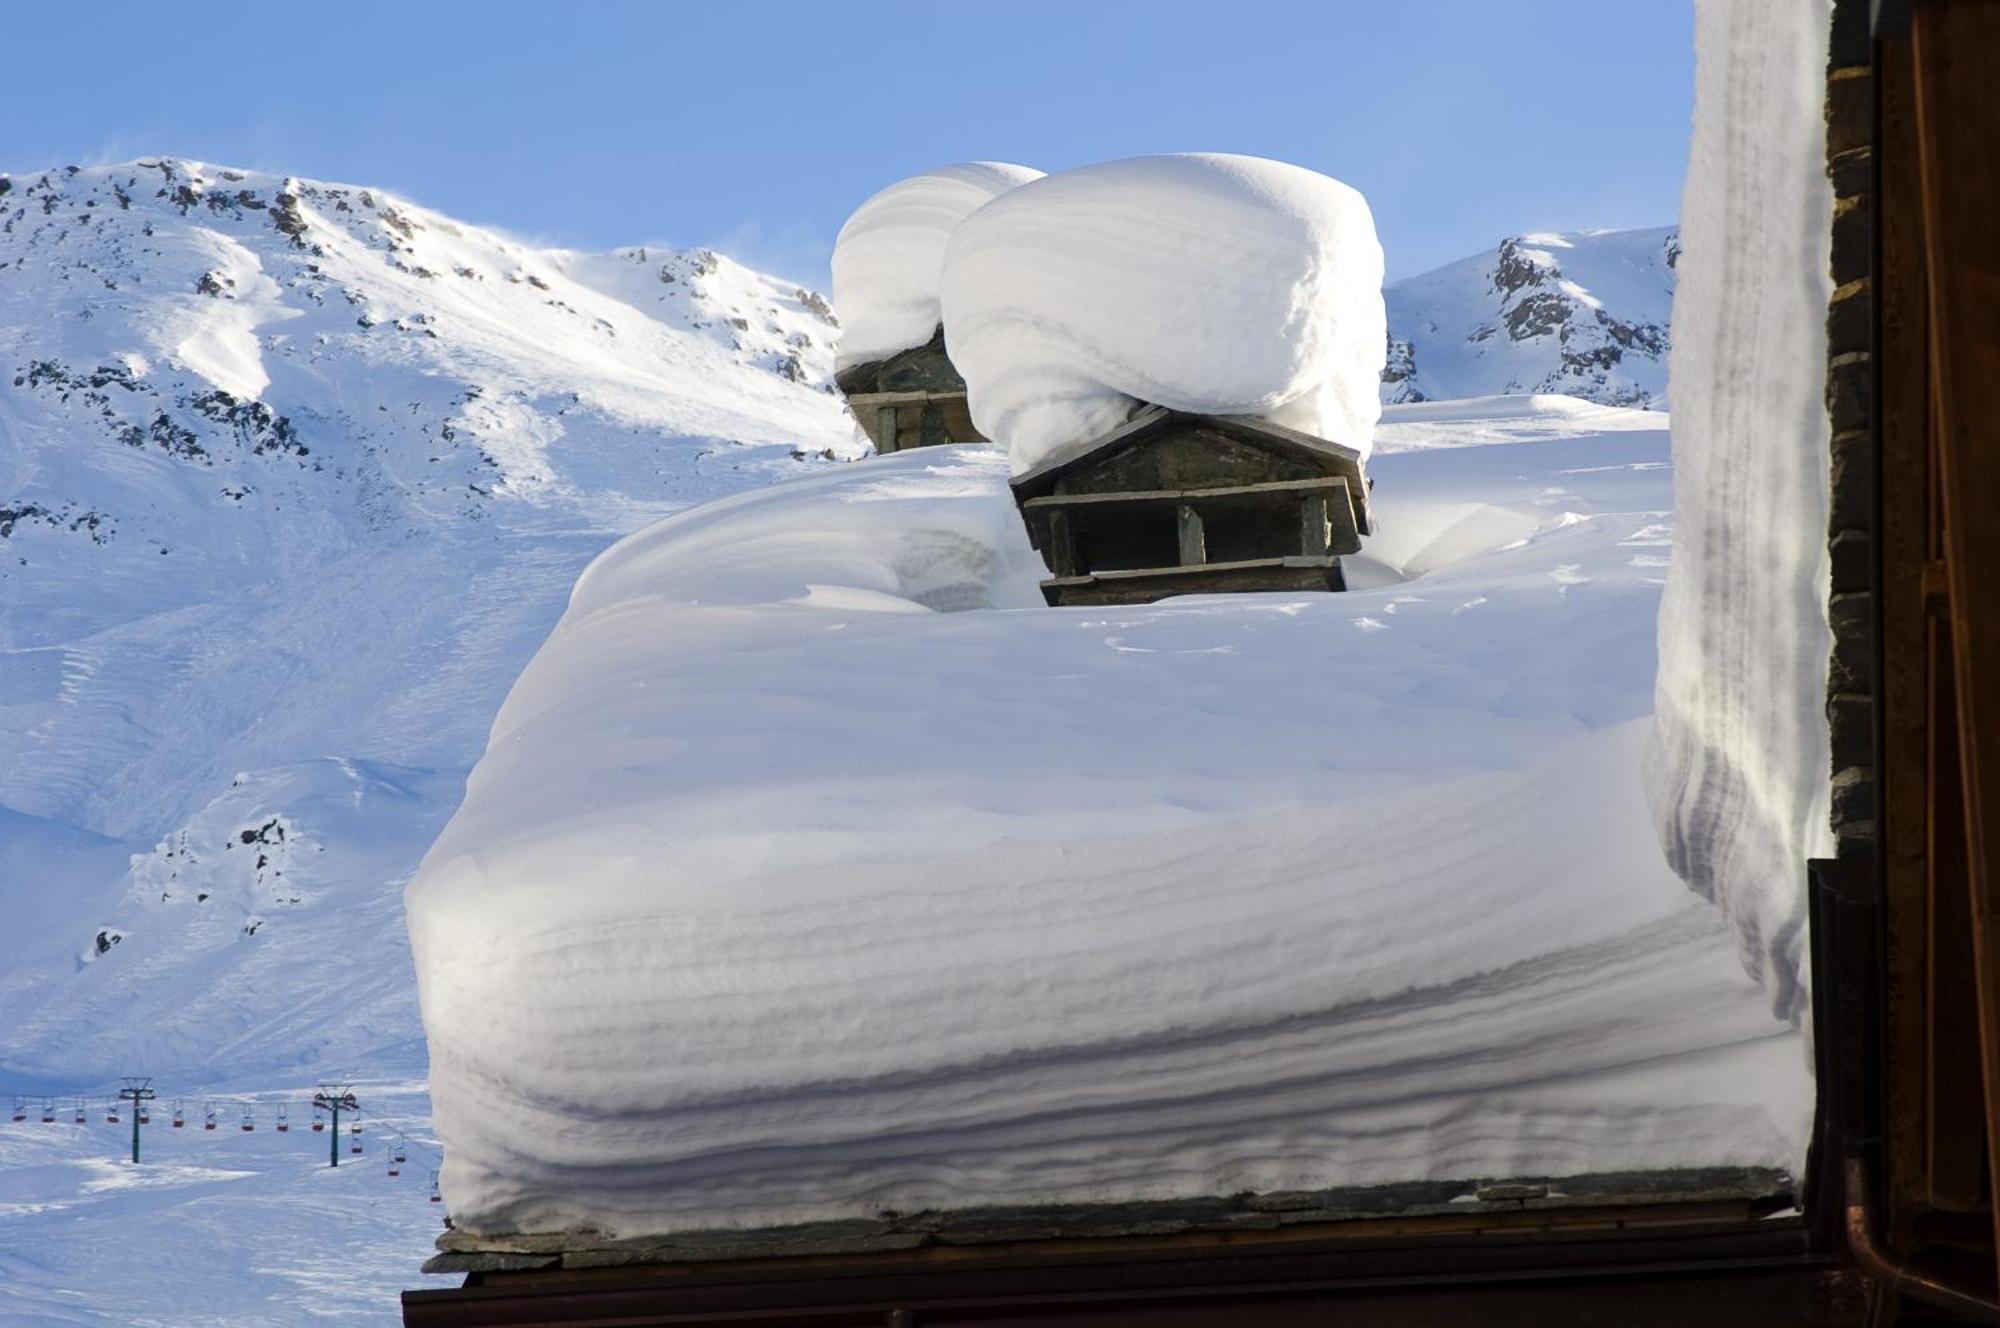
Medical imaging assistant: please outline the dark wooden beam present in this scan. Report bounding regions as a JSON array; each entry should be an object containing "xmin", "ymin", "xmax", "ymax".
[
  {"xmin": 1044, "ymin": 509, "xmax": 1078, "ymax": 578},
  {"xmin": 404, "ymin": 1218, "xmax": 1861, "ymax": 1327},
  {"xmin": 1176, "ymin": 504, "xmax": 1207, "ymax": 565},
  {"xmin": 1910, "ymin": 0, "xmax": 2000, "ymax": 1277},
  {"xmin": 1874, "ymin": 26, "xmax": 1935, "ymax": 1233},
  {"xmin": 1021, "ymin": 476, "xmax": 1357, "ymax": 511},
  {"xmin": 1300, "ymin": 493, "xmax": 1331, "ymax": 558}
]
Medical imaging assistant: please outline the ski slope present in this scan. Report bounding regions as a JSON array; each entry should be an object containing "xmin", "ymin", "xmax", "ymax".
[{"xmin": 0, "ymin": 159, "xmax": 859, "ymax": 1325}]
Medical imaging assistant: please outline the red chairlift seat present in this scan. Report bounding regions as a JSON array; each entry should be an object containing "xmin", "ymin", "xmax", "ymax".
[
  {"xmin": 72, "ymin": 1099, "xmax": 85, "ymax": 1124},
  {"xmin": 241, "ymin": 1109, "xmax": 255, "ymax": 1132},
  {"xmin": 275, "ymin": 1106, "xmax": 289, "ymax": 1133},
  {"xmin": 10, "ymin": 1098, "xmax": 25, "ymax": 1123},
  {"xmin": 172, "ymin": 1107, "xmax": 185, "ymax": 1128},
  {"xmin": 138, "ymin": 1106, "xmax": 150, "ymax": 1125},
  {"xmin": 40, "ymin": 1100, "xmax": 55, "ymax": 1123},
  {"xmin": 203, "ymin": 1106, "xmax": 218, "ymax": 1131},
  {"xmin": 429, "ymin": 1171, "xmax": 442, "ymax": 1202}
]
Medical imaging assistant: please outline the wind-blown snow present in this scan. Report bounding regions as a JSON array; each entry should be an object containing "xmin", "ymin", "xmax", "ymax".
[
  {"xmin": 940, "ymin": 154, "xmax": 1386, "ymax": 474},
  {"xmin": 409, "ymin": 398, "xmax": 1809, "ymax": 1238},
  {"xmin": 1645, "ymin": 0, "xmax": 1835, "ymax": 1024},
  {"xmin": 831, "ymin": 162, "xmax": 1042, "ymax": 371}
]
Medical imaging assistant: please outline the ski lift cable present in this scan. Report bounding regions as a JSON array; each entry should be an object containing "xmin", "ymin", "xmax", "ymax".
[{"xmin": 0, "ymin": 1076, "xmax": 449, "ymax": 1164}]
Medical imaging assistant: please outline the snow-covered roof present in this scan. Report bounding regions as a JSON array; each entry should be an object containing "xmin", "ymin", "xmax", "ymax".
[
  {"xmin": 831, "ymin": 162, "xmax": 1042, "ymax": 372},
  {"xmin": 940, "ymin": 153, "xmax": 1387, "ymax": 475}
]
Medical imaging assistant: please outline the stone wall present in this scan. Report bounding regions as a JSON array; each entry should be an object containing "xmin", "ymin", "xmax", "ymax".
[{"xmin": 1825, "ymin": 0, "xmax": 1876, "ymax": 860}]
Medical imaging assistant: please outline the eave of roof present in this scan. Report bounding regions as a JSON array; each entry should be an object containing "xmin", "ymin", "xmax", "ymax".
[{"xmin": 1010, "ymin": 406, "xmax": 1366, "ymax": 498}]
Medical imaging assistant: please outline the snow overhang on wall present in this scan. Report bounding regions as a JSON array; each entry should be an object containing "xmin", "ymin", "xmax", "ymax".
[{"xmin": 1645, "ymin": 0, "xmax": 1838, "ymax": 1027}]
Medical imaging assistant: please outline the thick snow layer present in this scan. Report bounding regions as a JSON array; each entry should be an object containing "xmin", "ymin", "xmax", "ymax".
[
  {"xmin": 1645, "ymin": 0, "xmax": 1835, "ymax": 1024},
  {"xmin": 831, "ymin": 162, "xmax": 1042, "ymax": 371},
  {"xmin": 409, "ymin": 399, "xmax": 1810, "ymax": 1238},
  {"xmin": 940, "ymin": 154, "xmax": 1386, "ymax": 474}
]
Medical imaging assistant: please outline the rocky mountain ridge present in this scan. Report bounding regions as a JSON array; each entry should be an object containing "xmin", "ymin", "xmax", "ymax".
[{"xmin": 1383, "ymin": 225, "xmax": 1678, "ymax": 408}]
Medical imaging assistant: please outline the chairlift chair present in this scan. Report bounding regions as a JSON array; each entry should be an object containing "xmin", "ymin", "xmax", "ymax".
[
  {"xmin": 40, "ymin": 1098, "xmax": 54, "ymax": 1123},
  {"xmin": 241, "ymin": 1107, "xmax": 255, "ymax": 1132},
  {"xmin": 203, "ymin": 1103, "xmax": 218, "ymax": 1131},
  {"xmin": 9, "ymin": 1096, "xmax": 24, "ymax": 1123},
  {"xmin": 138, "ymin": 1103, "xmax": 150, "ymax": 1125},
  {"xmin": 172, "ymin": 1103, "xmax": 185, "ymax": 1128},
  {"xmin": 310, "ymin": 1102, "xmax": 325, "ymax": 1133},
  {"xmin": 105, "ymin": 1098, "xmax": 119, "ymax": 1125},
  {"xmin": 429, "ymin": 1170, "xmax": 442, "ymax": 1203},
  {"xmin": 72, "ymin": 1097, "xmax": 85, "ymax": 1124},
  {"xmin": 275, "ymin": 1104, "xmax": 289, "ymax": 1133}
]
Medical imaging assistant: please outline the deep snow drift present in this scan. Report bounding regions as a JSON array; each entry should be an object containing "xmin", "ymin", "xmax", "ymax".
[
  {"xmin": 409, "ymin": 397, "xmax": 1810, "ymax": 1238},
  {"xmin": 1645, "ymin": 0, "xmax": 1834, "ymax": 1024},
  {"xmin": 831, "ymin": 162, "xmax": 1042, "ymax": 370},
  {"xmin": 940, "ymin": 154, "xmax": 1386, "ymax": 473}
]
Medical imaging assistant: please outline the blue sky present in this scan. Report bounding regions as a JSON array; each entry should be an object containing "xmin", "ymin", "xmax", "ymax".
[{"xmin": 3, "ymin": 2, "xmax": 1692, "ymax": 287}]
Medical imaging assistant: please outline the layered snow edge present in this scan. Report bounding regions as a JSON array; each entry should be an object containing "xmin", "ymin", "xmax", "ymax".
[
  {"xmin": 1644, "ymin": 0, "xmax": 1837, "ymax": 1024},
  {"xmin": 408, "ymin": 404, "xmax": 1809, "ymax": 1238}
]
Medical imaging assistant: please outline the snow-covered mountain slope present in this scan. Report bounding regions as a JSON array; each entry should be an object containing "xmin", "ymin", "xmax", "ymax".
[
  {"xmin": 1383, "ymin": 227, "xmax": 1678, "ymax": 408},
  {"xmin": 0, "ymin": 159, "xmax": 863, "ymax": 1084}
]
